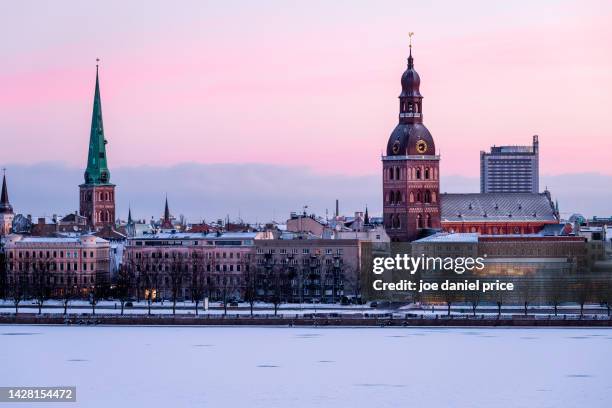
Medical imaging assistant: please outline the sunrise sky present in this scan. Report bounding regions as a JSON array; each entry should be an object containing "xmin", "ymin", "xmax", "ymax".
[{"xmin": 1, "ymin": 0, "xmax": 611, "ymax": 220}]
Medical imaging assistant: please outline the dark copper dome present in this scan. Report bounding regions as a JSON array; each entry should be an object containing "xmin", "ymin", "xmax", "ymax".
[{"xmin": 386, "ymin": 123, "xmax": 436, "ymax": 156}]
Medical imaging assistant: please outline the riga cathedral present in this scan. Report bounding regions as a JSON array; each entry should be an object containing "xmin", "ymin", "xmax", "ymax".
[
  {"xmin": 383, "ymin": 44, "xmax": 559, "ymax": 242},
  {"xmin": 79, "ymin": 64, "xmax": 116, "ymax": 230},
  {"xmin": 382, "ymin": 44, "xmax": 440, "ymax": 242}
]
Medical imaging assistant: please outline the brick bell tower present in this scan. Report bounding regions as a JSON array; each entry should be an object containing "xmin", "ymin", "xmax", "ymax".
[
  {"xmin": 79, "ymin": 62, "xmax": 116, "ymax": 230},
  {"xmin": 382, "ymin": 39, "xmax": 440, "ymax": 242}
]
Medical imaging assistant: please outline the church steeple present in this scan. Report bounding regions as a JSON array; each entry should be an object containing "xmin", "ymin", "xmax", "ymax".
[
  {"xmin": 0, "ymin": 170, "xmax": 13, "ymax": 215},
  {"xmin": 0, "ymin": 169, "xmax": 15, "ymax": 235},
  {"xmin": 79, "ymin": 60, "xmax": 116, "ymax": 230},
  {"xmin": 161, "ymin": 196, "xmax": 173, "ymax": 229},
  {"xmin": 84, "ymin": 61, "xmax": 111, "ymax": 185}
]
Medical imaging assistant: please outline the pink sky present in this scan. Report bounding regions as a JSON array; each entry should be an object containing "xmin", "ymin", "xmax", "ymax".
[{"xmin": 1, "ymin": 0, "xmax": 611, "ymax": 177}]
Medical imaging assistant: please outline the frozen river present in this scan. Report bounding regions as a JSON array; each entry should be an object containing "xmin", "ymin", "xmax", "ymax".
[{"xmin": 1, "ymin": 326, "xmax": 610, "ymax": 408}]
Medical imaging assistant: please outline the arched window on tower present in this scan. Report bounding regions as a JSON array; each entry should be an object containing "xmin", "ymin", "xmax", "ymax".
[
  {"xmin": 393, "ymin": 215, "xmax": 401, "ymax": 229},
  {"xmin": 395, "ymin": 167, "xmax": 400, "ymax": 180},
  {"xmin": 416, "ymin": 168, "xmax": 421, "ymax": 179},
  {"xmin": 396, "ymin": 191, "xmax": 402, "ymax": 204},
  {"xmin": 426, "ymin": 214, "xmax": 431, "ymax": 228},
  {"xmin": 424, "ymin": 190, "xmax": 431, "ymax": 204},
  {"xmin": 388, "ymin": 191, "xmax": 394, "ymax": 204},
  {"xmin": 416, "ymin": 191, "xmax": 422, "ymax": 202},
  {"xmin": 389, "ymin": 167, "xmax": 394, "ymax": 180},
  {"xmin": 416, "ymin": 214, "xmax": 423, "ymax": 229},
  {"xmin": 425, "ymin": 168, "xmax": 430, "ymax": 179}
]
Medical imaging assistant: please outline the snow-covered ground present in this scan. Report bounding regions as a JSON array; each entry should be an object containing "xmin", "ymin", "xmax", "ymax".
[{"xmin": 0, "ymin": 326, "xmax": 610, "ymax": 408}]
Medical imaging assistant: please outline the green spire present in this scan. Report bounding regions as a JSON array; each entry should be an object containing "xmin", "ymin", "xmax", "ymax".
[{"xmin": 83, "ymin": 61, "xmax": 111, "ymax": 185}]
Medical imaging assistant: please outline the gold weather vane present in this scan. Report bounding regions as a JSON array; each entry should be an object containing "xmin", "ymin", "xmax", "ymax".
[{"xmin": 409, "ymin": 32, "xmax": 414, "ymax": 50}]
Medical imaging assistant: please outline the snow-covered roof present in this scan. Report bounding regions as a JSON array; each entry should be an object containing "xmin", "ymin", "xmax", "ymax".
[
  {"xmin": 413, "ymin": 233, "xmax": 479, "ymax": 243},
  {"xmin": 134, "ymin": 232, "xmax": 258, "ymax": 240}
]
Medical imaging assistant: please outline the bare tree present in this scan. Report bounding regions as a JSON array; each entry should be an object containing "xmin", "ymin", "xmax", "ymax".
[
  {"xmin": 465, "ymin": 289, "xmax": 481, "ymax": 317},
  {"xmin": 518, "ymin": 278, "xmax": 537, "ymax": 316},
  {"xmin": 574, "ymin": 277, "xmax": 593, "ymax": 318},
  {"xmin": 141, "ymin": 254, "xmax": 162, "ymax": 316},
  {"xmin": 31, "ymin": 257, "xmax": 52, "ymax": 315},
  {"xmin": 89, "ymin": 273, "xmax": 106, "ymax": 315},
  {"xmin": 268, "ymin": 264, "xmax": 290, "ymax": 316},
  {"xmin": 10, "ymin": 270, "xmax": 28, "ymax": 315},
  {"xmin": 243, "ymin": 264, "xmax": 257, "ymax": 316},
  {"xmin": 547, "ymin": 277, "xmax": 565, "ymax": 316},
  {"xmin": 115, "ymin": 263, "xmax": 134, "ymax": 315},
  {"xmin": 168, "ymin": 253, "xmax": 187, "ymax": 315},
  {"xmin": 61, "ymin": 274, "xmax": 76, "ymax": 315},
  {"xmin": 190, "ymin": 254, "xmax": 207, "ymax": 315}
]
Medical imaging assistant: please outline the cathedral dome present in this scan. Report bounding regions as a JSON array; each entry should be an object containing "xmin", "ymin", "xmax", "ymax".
[{"xmin": 386, "ymin": 123, "xmax": 436, "ymax": 156}]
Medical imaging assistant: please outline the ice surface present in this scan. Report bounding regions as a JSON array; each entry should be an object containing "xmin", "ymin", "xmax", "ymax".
[{"xmin": 0, "ymin": 326, "xmax": 610, "ymax": 408}]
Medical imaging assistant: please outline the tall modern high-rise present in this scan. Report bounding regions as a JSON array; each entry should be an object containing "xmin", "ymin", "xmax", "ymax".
[
  {"xmin": 480, "ymin": 135, "xmax": 539, "ymax": 194},
  {"xmin": 79, "ymin": 63, "xmax": 116, "ymax": 229}
]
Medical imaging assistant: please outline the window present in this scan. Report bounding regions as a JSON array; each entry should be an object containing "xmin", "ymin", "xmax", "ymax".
[
  {"xmin": 416, "ymin": 168, "xmax": 421, "ymax": 179},
  {"xmin": 425, "ymin": 168, "xmax": 430, "ymax": 179}
]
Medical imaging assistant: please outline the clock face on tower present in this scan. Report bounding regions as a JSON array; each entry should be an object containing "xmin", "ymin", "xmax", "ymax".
[
  {"xmin": 392, "ymin": 141, "xmax": 400, "ymax": 154},
  {"xmin": 416, "ymin": 140, "xmax": 428, "ymax": 154}
]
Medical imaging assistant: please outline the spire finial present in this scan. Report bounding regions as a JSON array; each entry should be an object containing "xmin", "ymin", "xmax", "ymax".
[{"xmin": 408, "ymin": 32, "xmax": 415, "ymax": 68}]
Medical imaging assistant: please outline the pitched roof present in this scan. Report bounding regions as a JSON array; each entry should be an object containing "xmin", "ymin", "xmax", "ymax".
[{"xmin": 440, "ymin": 193, "xmax": 557, "ymax": 223}]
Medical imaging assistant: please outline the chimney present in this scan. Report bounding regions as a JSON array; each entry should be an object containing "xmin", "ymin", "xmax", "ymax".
[{"xmin": 335, "ymin": 199, "xmax": 339, "ymax": 218}]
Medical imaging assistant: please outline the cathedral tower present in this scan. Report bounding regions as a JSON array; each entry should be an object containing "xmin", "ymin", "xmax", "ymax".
[
  {"xmin": 382, "ymin": 41, "xmax": 441, "ymax": 242},
  {"xmin": 79, "ymin": 63, "xmax": 116, "ymax": 229}
]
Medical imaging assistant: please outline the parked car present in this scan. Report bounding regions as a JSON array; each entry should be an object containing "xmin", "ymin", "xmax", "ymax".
[{"xmin": 125, "ymin": 301, "xmax": 134, "ymax": 308}]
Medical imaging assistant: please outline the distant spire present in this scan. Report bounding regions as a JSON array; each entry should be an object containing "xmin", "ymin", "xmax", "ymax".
[
  {"xmin": 0, "ymin": 169, "xmax": 13, "ymax": 214},
  {"xmin": 164, "ymin": 196, "xmax": 170, "ymax": 220},
  {"xmin": 161, "ymin": 195, "xmax": 172, "ymax": 229},
  {"xmin": 127, "ymin": 206, "xmax": 133, "ymax": 224},
  {"xmin": 364, "ymin": 205, "xmax": 370, "ymax": 225}
]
